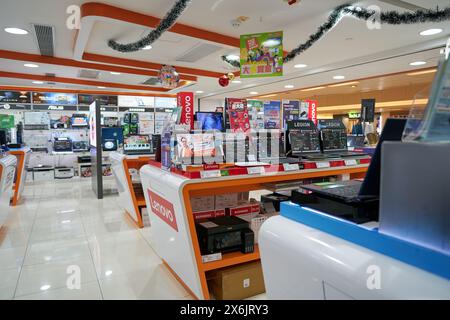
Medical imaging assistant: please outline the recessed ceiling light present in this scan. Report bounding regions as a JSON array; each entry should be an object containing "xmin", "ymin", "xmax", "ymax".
[
  {"xmin": 226, "ymin": 54, "xmax": 240, "ymax": 61},
  {"xmin": 110, "ymin": 72, "xmax": 121, "ymax": 75},
  {"xmin": 32, "ymin": 81, "xmax": 44, "ymax": 84},
  {"xmin": 232, "ymin": 80, "xmax": 242, "ymax": 84},
  {"xmin": 420, "ymin": 28, "xmax": 443, "ymax": 36},
  {"xmin": 4, "ymin": 27, "xmax": 28, "ymax": 35},
  {"xmin": 24, "ymin": 63, "xmax": 39, "ymax": 68},
  {"xmin": 328, "ymin": 81, "xmax": 359, "ymax": 88},
  {"xmin": 196, "ymin": 91, "xmax": 204, "ymax": 94},
  {"xmin": 105, "ymin": 270, "xmax": 113, "ymax": 277},
  {"xmin": 143, "ymin": 45, "xmax": 152, "ymax": 50},
  {"xmin": 333, "ymin": 75, "xmax": 345, "ymax": 80},
  {"xmin": 284, "ymin": 85, "xmax": 294, "ymax": 89},
  {"xmin": 40, "ymin": 285, "xmax": 51, "ymax": 291},
  {"xmin": 97, "ymin": 86, "xmax": 106, "ymax": 89},
  {"xmin": 249, "ymin": 91, "xmax": 258, "ymax": 95},
  {"xmin": 294, "ymin": 64, "xmax": 307, "ymax": 68},
  {"xmin": 301, "ymin": 86, "xmax": 325, "ymax": 92},
  {"xmin": 410, "ymin": 61, "xmax": 426, "ymax": 66}
]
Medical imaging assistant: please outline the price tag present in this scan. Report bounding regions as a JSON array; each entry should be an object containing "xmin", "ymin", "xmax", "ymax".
[
  {"xmin": 345, "ymin": 159, "xmax": 358, "ymax": 166},
  {"xmin": 247, "ymin": 167, "xmax": 265, "ymax": 175},
  {"xmin": 200, "ymin": 170, "xmax": 221, "ymax": 179},
  {"xmin": 316, "ymin": 161, "xmax": 330, "ymax": 169},
  {"xmin": 283, "ymin": 163, "xmax": 300, "ymax": 172}
]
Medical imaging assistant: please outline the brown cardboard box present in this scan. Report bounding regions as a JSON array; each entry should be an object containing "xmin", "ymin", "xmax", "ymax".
[{"xmin": 208, "ymin": 261, "xmax": 265, "ymax": 300}]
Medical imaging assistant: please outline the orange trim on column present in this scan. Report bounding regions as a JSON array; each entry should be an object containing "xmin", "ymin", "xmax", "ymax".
[
  {"xmin": 0, "ymin": 50, "xmax": 197, "ymax": 82},
  {"xmin": 83, "ymin": 52, "xmax": 230, "ymax": 79},
  {"xmin": 81, "ymin": 2, "xmax": 240, "ymax": 48},
  {"xmin": 0, "ymin": 86, "xmax": 177, "ymax": 97},
  {"xmin": 0, "ymin": 71, "xmax": 170, "ymax": 92}
]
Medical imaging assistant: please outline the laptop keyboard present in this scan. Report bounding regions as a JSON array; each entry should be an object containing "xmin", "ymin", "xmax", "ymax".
[{"xmin": 322, "ymin": 183, "xmax": 361, "ymax": 198}]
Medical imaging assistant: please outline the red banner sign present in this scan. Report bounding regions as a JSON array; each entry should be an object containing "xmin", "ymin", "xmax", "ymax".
[
  {"xmin": 178, "ymin": 92, "xmax": 194, "ymax": 130},
  {"xmin": 148, "ymin": 189, "xmax": 178, "ymax": 232},
  {"xmin": 307, "ymin": 100, "xmax": 318, "ymax": 125}
]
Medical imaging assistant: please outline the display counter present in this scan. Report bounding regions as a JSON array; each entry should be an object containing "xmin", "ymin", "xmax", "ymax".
[
  {"xmin": 259, "ymin": 203, "xmax": 450, "ymax": 299},
  {"xmin": 0, "ymin": 155, "xmax": 17, "ymax": 227},
  {"xmin": 140, "ymin": 162, "xmax": 369, "ymax": 300},
  {"xmin": 111, "ymin": 152, "xmax": 154, "ymax": 228},
  {"xmin": 8, "ymin": 147, "xmax": 31, "ymax": 206}
]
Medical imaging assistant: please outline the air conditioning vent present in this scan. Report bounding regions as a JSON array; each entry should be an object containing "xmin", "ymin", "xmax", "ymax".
[
  {"xmin": 45, "ymin": 73, "xmax": 56, "ymax": 78},
  {"xmin": 32, "ymin": 24, "xmax": 55, "ymax": 56},
  {"xmin": 141, "ymin": 77, "xmax": 161, "ymax": 86},
  {"xmin": 78, "ymin": 69, "xmax": 100, "ymax": 79},
  {"xmin": 175, "ymin": 43, "xmax": 222, "ymax": 63}
]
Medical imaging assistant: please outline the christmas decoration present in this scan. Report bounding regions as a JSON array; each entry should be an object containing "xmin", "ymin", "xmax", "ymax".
[
  {"xmin": 108, "ymin": 0, "xmax": 192, "ymax": 53},
  {"xmin": 222, "ymin": 3, "xmax": 450, "ymax": 68},
  {"xmin": 227, "ymin": 72, "xmax": 236, "ymax": 81},
  {"xmin": 158, "ymin": 65, "xmax": 180, "ymax": 89},
  {"xmin": 218, "ymin": 75, "xmax": 230, "ymax": 87}
]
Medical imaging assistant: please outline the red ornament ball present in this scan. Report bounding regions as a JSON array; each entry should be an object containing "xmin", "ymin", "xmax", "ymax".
[{"xmin": 218, "ymin": 75, "xmax": 230, "ymax": 87}]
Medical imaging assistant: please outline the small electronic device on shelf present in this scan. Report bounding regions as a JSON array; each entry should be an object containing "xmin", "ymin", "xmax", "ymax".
[
  {"xmin": 196, "ymin": 216, "xmax": 254, "ymax": 255},
  {"xmin": 123, "ymin": 135, "xmax": 153, "ymax": 155},
  {"xmin": 71, "ymin": 114, "xmax": 88, "ymax": 127},
  {"xmin": 53, "ymin": 137, "xmax": 73, "ymax": 153},
  {"xmin": 72, "ymin": 141, "xmax": 89, "ymax": 152}
]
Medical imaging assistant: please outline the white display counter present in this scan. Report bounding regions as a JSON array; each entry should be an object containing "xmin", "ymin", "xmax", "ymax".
[
  {"xmin": 259, "ymin": 204, "xmax": 450, "ymax": 299},
  {"xmin": 140, "ymin": 162, "xmax": 369, "ymax": 300},
  {"xmin": 8, "ymin": 147, "xmax": 31, "ymax": 206},
  {"xmin": 0, "ymin": 155, "xmax": 17, "ymax": 227}
]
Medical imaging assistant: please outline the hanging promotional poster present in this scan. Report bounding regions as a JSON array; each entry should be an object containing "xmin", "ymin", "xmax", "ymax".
[
  {"xmin": 247, "ymin": 100, "xmax": 265, "ymax": 129},
  {"xmin": 33, "ymin": 92, "xmax": 77, "ymax": 105},
  {"xmin": 226, "ymin": 98, "xmax": 250, "ymax": 133},
  {"xmin": 264, "ymin": 100, "xmax": 281, "ymax": 129},
  {"xmin": 240, "ymin": 31, "xmax": 283, "ymax": 78},
  {"xmin": 0, "ymin": 91, "xmax": 31, "ymax": 104},
  {"xmin": 307, "ymin": 100, "xmax": 318, "ymax": 125},
  {"xmin": 282, "ymin": 100, "xmax": 301, "ymax": 128}
]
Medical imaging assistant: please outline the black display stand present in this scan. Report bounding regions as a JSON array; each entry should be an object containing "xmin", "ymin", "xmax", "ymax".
[{"xmin": 90, "ymin": 101, "xmax": 103, "ymax": 199}]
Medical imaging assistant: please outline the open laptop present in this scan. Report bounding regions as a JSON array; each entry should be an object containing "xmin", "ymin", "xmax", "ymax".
[
  {"xmin": 318, "ymin": 119, "xmax": 367, "ymax": 158},
  {"xmin": 347, "ymin": 134, "xmax": 365, "ymax": 148},
  {"xmin": 286, "ymin": 120, "xmax": 325, "ymax": 161},
  {"xmin": 123, "ymin": 135, "xmax": 153, "ymax": 155},
  {"xmin": 301, "ymin": 118, "xmax": 407, "ymax": 203}
]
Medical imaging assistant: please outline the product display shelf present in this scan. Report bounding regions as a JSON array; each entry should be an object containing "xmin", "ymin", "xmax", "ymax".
[
  {"xmin": 8, "ymin": 147, "xmax": 31, "ymax": 206},
  {"xmin": 140, "ymin": 162, "xmax": 369, "ymax": 300},
  {"xmin": 111, "ymin": 152, "xmax": 154, "ymax": 228},
  {"xmin": 0, "ymin": 155, "xmax": 17, "ymax": 227}
]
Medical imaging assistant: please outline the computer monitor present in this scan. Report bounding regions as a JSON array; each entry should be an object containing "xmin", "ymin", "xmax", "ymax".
[
  {"xmin": 71, "ymin": 114, "xmax": 88, "ymax": 127},
  {"xmin": 347, "ymin": 134, "xmax": 365, "ymax": 148},
  {"xmin": 102, "ymin": 127, "xmax": 124, "ymax": 145},
  {"xmin": 195, "ymin": 112, "xmax": 224, "ymax": 131},
  {"xmin": 359, "ymin": 118, "xmax": 407, "ymax": 197},
  {"xmin": 123, "ymin": 135, "xmax": 152, "ymax": 154},
  {"xmin": 318, "ymin": 119, "xmax": 348, "ymax": 153},
  {"xmin": 286, "ymin": 120, "xmax": 321, "ymax": 156}
]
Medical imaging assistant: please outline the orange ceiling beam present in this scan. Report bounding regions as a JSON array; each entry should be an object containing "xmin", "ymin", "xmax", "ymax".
[
  {"xmin": 82, "ymin": 52, "xmax": 228, "ymax": 78},
  {"xmin": 81, "ymin": 2, "xmax": 240, "ymax": 48},
  {"xmin": 0, "ymin": 85, "xmax": 176, "ymax": 97},
  {"xmin": 0, "ymin": 71, "xmax": 172, "ymax": 92},
  {"xmin": 0, "ymin": 50, "xmax": 197, "ymax": 82}
]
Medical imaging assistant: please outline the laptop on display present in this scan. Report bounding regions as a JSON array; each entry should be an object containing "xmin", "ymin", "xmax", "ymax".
[
  {"xmin": 286, "ymin": 120, "xmax": 325, "ymax": 160},
  {"xmin": 123, "ymin": 135, "xmax": 153, "ymax": 155},
  {"xmin": 301, "ymin": 118, "xmax": 407, "ymax": 203}
]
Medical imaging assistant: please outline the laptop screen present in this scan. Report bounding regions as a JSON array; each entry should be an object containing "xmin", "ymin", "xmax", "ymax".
[
  {"xmin": 124, "ymin": 135, "xmax": 152, "ymax": 152},
  {"xmin": 287, "ymin": 120, "xmax": 321, "ymax": 155},
  {"xmin": 318, "ymin": 119, "xmax": 348, "ymax": 152}
]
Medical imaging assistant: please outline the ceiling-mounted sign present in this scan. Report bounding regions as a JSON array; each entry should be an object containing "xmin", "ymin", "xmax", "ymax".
[
  {"xmin": 78, "ymin": 94, "xmax": 118, "ymax": 106},
  {"xmin": 348, "ymin": 111, "xmax": 361, "ymax": 119},
  {"xmin": 118, "ymin": 96, "xmax": 155, "ymax": 107},
  {"xmin": 33, "ymin": 92, "xmax": 77, "ymax": 105},
  {"xmin": 240, "ymin": 31, "xmax": 283, "ymax": 78},
  {"xmin": 0, "ymin": 104, "xmax": 32, "ymax": 110},
  {"xmin": 33, "ymin": 105, "xmax": 78, "ymax": 111},
  {"xmin": 361, "ymin": 99, "xmax": 376, "ymax": 122},
  {"xmin": 0, "ymin": 91, "xmax": 31, "ymax": 104}
]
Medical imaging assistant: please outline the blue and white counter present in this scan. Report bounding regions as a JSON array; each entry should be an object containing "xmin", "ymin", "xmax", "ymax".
[{"xmin": 259, "ymin": 202, "xmax": 450, "ymax": 299}]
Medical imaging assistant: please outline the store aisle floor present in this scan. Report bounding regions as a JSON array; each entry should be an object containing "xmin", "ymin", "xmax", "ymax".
[{"xmin": 0, "ymin": 178, "xmax": 196, "ymax": 300}]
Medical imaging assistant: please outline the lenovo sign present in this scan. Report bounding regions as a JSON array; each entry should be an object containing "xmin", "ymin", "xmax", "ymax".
[
  {"xmin": 148, "ymin": 189, "xmax": 178, "ymax": 232},
  {"xmin": 178, "ymin": 92, "xmax": 194, "ymax": 130},
  {"xmin": 307, "ymin": 100, "xmax": 318, "ymax": 125}
]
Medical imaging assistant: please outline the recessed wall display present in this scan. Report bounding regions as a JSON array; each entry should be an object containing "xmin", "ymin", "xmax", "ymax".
[
  {"xmin": 78, "ymin": 94, "xmax": 118, "ymax": 106},
  {"xmin": 33, "ymin": 92, "xmax": 77, "ymax": 105},
  {"xmin": 118, "ymin": 96, "xmax": 155, "ymax": 107},
  {"xmin": 0, "ymin": 91, "xmax": 31, "ymax": 104}
]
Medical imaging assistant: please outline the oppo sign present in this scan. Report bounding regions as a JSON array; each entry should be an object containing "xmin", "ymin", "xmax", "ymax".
[{"xmin": 148, "ymin": 189, "xmax": 178, "ymax": 232}]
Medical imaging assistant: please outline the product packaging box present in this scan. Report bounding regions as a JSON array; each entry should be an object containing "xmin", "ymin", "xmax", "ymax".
[
  {"xmin": 193, "ymin": 209, "xmax": 226, "ymax": 221},
  {"xmin": 227, "ymin": 201, "xmax": 260, "ymax": 216},
  {"xmin": 208, "ymin": 261, "xmax": 265, "ymax": 300},
  {"xmin": 191, "ymin": 195, "xmax": 215, "ymax": 212}
]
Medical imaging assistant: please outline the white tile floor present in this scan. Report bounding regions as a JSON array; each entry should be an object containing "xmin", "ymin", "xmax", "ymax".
[
  {"xmin": 0, "ymin": 178, "xmax": 267, "ymax": 300},
  {"xmin": 0, "ymin": 178, "xmax": 193, "ymax": 300}
]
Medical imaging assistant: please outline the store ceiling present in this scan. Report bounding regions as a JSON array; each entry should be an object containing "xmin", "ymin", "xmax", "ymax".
[{"xmin": 0, "ymin": 0, "xmax": 449, "ymax": 98}]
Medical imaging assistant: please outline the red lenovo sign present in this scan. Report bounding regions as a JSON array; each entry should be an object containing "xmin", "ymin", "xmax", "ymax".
[
  {"xmin": 147, "ymin": 189, "xmax": 178, "ymax": 232},
  {"xmin": 307, "ymin": 100, "xmax": 318, "ymax": 125},
  {"xmin": 178, "ymin": 92, "xmax": 194, "ymax": 130}
]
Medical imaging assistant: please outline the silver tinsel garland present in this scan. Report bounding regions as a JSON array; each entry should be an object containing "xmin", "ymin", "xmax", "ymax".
[
  {"xmin": 108, "ymin": 0, "xmax": 191, "ymax": 53},
  {"xmin": 222, "ymin": 3, "xmax": 450, "ymax": 68}
]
